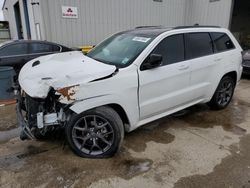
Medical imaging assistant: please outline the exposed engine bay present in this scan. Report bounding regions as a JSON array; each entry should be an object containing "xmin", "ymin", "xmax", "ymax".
[
  {"xmin": 16, "ymin": 51, "xmax": 118, "ymax": 140},
  {"xmin": 17, "ymin": 89, "xmax": 68, "ymax": 140}
]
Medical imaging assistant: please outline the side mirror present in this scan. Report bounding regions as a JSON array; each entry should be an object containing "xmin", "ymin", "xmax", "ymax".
[{"xmin": 141, "ymin": 54, "xmax": 162, "ymax": 70}]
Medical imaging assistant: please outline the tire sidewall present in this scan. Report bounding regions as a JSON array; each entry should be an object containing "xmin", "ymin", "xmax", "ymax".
[
  {"xmin": 65, "ymin": 107, "xmax": 124, "ymax": 158},
  {"xmin": 213, "ymin": 76, "xmax": 235, "ymax": 109}
]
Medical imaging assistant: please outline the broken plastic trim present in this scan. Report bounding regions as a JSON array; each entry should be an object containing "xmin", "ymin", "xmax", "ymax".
[{"xmin": 16, "ymin": 100, "xmax": 35, "ymax": 140}]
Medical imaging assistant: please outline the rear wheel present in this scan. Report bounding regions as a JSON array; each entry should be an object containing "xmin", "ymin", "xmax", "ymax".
[
  {"xmin": 208, "ymin": 76, "xmax": 236, "ymax": 110},
  {"xmin": 65, "ymin": 106, "xmax": 124, "ymax": 158}
]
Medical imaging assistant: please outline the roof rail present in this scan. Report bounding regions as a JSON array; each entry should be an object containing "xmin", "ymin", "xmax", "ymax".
[
  {"xmin": 135, "ymin": 25, "xmax": 163, "ymax": 29},
  {"xmin": 174, "ymin": 25, "xmax": 221, "ymax": 29}
]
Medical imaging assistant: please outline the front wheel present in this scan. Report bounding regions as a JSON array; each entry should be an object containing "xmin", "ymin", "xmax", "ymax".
[
  {"xmin": 208, "ymin": 76, "xmax": 236, "ymax": 110},
  {"xmin": 65, "ymin": 106, "xmax": 124, "ymax": 158}
]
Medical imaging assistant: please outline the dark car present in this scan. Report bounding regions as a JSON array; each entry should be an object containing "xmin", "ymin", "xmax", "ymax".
[
  {"xmin": 242, "ymin": 50, "xmax": 250, "ymax": 75},
  {"xmin": 0, "ymin": 40, "xmax": 72, "ymax": 74}
]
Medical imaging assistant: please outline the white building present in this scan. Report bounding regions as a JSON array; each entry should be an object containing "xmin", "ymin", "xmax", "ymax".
[{"xmin": 2, "ymin": 0, "xmax": 250, "ymax": 48}]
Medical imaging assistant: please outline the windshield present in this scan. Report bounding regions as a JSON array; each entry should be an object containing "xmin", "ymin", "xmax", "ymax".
[{"xmin": 87, "ymin": 33, "xmax": 155, "ymax": 68}]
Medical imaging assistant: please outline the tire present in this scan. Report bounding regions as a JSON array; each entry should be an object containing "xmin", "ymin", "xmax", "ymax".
[
  {"xmin": 33, "ymin": 127, "xmax": 63, "ymax": 140},
  {"xmin": 65, "ymin": 106, "xmax": 124, "ymax": 158},
  {"xmin": 208, "ymin": 76, "xmax": 236, "ymax": 110}
]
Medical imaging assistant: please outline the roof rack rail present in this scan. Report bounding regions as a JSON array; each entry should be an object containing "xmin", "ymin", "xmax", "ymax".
[
  {"xmin": 135, "ymin": 25, "xmax": 163, "ymax": 29},
  {"xmin": 174, "ymin": 25, "xmax": 221, "ymax": 29}
]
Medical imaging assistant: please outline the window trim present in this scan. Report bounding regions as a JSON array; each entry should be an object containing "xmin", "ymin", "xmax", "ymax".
[
  {"xmin": 138, "ymin": 31, "xmax": 237, "ymax": 71},
  {"xmin": 210, "ymin": 32, "xmax": 236, "ymax": 54},
  {"xmin": 0, "ymin": 43, "xmax": 29, "ymax": 57},
  {"xmin": 208, "ymin": 32, "xmax": 215, "ymax": 53},
  {"xmin": 0, "ymin": 42, "xmax": 62, "ymax": 58}
]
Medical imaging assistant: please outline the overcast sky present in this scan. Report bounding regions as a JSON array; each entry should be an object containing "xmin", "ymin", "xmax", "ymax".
[{"xmin": 0, "ymin": 0, "xmax": 4, "ymax": 21}]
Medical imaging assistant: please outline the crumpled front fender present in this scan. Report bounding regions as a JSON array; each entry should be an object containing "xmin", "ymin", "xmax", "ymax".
[{"xmin": 69, "ymin": 94, "xmax": 138, "ymax": 131}]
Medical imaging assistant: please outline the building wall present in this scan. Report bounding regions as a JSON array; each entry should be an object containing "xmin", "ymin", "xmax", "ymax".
[
  {"xmin": 186, "ymin": 0, "xmax": 233, "ymax": 28},
  {"xmin": 3, "ymin": 0, "xmax": 35, "ymax": 39},
  {"xmin": 26, "ymin": 0, "xmax": 39, "ymax": 40},
  {"xmin": 3, "ymin": 0, "xmax": 233, "ymax": 47},
  {"xmin": 2, "ymin": 0, "xmax": 19, "ymax": 39},
  {"xmin": 40, "ymin": 0, "xmax": 188, "ymax": 47},
  {"xmin": 29, "ymin": 0, "xmax": 46, "ymax": 40},
  {"xmin": 0, "ymin": 28, "xmax": 10, "ymax": 43}
]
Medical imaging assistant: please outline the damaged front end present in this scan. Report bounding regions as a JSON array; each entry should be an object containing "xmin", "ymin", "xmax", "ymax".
[
  {"xmin": 16, "ymin": 51, "xmax": 117, "ymax": 140},
  {"xmin": 16, "ymin": 89, "xmax": 69, "ymax": 140}
]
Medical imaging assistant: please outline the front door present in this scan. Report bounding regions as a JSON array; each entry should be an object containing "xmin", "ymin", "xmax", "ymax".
[{"xmin": 138, "ymin": 34, "xmax": 191, "ymax": 120}]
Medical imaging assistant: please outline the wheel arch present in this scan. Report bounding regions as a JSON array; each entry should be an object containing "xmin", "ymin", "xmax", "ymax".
[
  {"xmin": 208, "ymin": 70, "xmax": 237, "ymax": 110},
  {"xmin": 106, "ymin": 103, "xmax": 130, "ymax": 131},
  {"xmin": 207, "ymin": 70, "xmax": 238, "ymax": 103},
  {"xmin": 222, "ymin": 71, "xmax": 237, "ymax": 84},
  {"xmin": 69, "ymin": 97, "xmax": 135, "ymax": 132}
]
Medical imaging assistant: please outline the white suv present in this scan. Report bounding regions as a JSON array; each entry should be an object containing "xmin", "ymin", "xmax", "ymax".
[{"xmin": 17, "ymin": 26, "xmax": 243, "ymax": 158}]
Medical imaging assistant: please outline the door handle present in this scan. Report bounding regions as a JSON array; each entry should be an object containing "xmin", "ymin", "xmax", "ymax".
[{"xmin": 178, "ymin": 65, "xmax": 189, "ymax": 70}]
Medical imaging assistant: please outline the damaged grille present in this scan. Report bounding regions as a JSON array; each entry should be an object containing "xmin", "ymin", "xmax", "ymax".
[
  {"xmin": 25, "ymin": 95, "xmax": 44, "ymax": 128},
  {"xmin": 20, "ymin": 90, "xmax": 63, "ymax": 129}
]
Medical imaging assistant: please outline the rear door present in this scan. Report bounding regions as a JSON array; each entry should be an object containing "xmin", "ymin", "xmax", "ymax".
[
  {"xmin": 139, "ymin": 34, "xmax": 191, "ymax": 120},
  {"xmin": 210, "ymin": 32, "xmax": 237, "ymax": 74},
  {"xmin": 0, "ymin": 43, "xmax": 29, "ymax": 70},
  {"xmin": 185, "ymin": 32, "xmax": 216, "ymax": 100}
]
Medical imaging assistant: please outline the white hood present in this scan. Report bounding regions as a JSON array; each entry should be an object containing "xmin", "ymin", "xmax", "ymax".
[{"xmin": 19, "ymin": 51, "xmax": 116, "ymax": 98}]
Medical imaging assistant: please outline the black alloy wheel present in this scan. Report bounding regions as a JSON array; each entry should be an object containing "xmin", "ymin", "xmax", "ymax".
[
  {"xmin": 208, "ymin": 76, "xmax": 236, "ymax": 110},
  {"xmin": 66, "ymin": 106, "xmax": 124, "ymax": 158}
]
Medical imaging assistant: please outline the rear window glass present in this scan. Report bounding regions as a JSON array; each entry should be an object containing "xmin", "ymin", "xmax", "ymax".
[
  {"xmin": 210, "ymin": 32, "xmax": 235, "ymax": 52},
  {"xmin": 185, "ymin": 33, "xmax": 213, "ymax": 59},
  {"xmin": 29, "ymin": 43, "xmax": 58, "ymax": 53},
  {"xmin": 52, "ymin": 45, "xmax": 60, "ymax": 52},
  {"xmin": 0, "ymin": 43, "xmax": 28, "ymax": 56},
  {"xmin": 30, "ymin": 43, "xmax": 51, "ymax": 53}
]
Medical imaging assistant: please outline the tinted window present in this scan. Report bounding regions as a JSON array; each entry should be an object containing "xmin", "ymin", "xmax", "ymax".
[
  {"xmin": 52, "ymin": 45, "xmax": 61, "ymax": 52},
  {"xmin": 210, "ymin": 32, "xmax": 235, "ymax": 52},
  {"xmin": 185, "ymin": 33, "xmax": 213, "ymax": 59},
  {"xmin": 0, "ymin": 43, "xmax": 29, "ymax": 56},
  {"xmin": 152, "ymin": 34, "xmax": 184, "ymax": 65},
  {"xmin": 30, "ymin": 43, "xmax": 56, "ymax": 53}
]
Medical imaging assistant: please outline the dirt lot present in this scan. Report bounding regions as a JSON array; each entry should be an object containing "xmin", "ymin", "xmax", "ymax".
[{"xmin": 1, "ymin": 78, "xmax": 250, "ymax": 188}]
